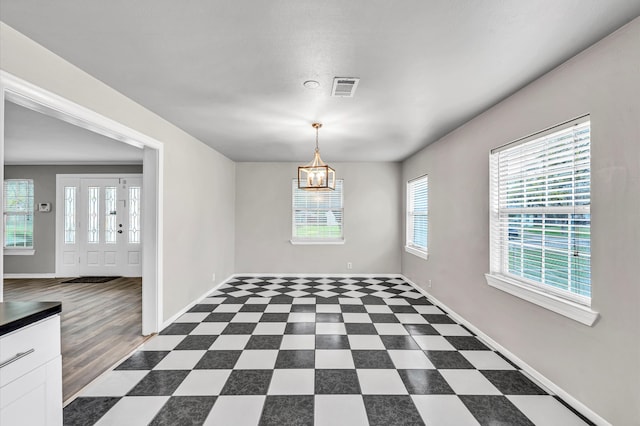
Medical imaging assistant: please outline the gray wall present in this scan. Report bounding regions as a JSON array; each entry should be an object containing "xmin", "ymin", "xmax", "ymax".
[
  {"xmin": 401, "ymin": 18, "xmax": 639, "ymax": 425},
  {"xmin": 3, "ymin": 165, "xmax": 143, "ymax": 274},
  {"xmin": 235, "ymin": 162, "xmax": 402, "ymax": 273},
  {"xmin": 1, "ymin": 23, "xmax": 237, "ymax": 322}
]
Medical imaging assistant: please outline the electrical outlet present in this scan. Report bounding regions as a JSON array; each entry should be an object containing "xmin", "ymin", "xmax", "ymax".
[
  {"xmin": 212, "ymin": 273, "xmax": 216, "ymax": 282},
  {"xmin": 347, "ymin": 262, "xmax": 353, "ymax": 270}
]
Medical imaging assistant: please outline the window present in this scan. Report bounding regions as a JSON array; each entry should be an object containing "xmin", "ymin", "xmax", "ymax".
[
  {"xmin": 4, "ymin": 179, "xmax": 34, "ymax": 251},
  {"xmin": 406, "ymin": 175, "xmax": 428, "ymax": 259},
  {"xmin": 487, "ymin": 116, "xmax": 597, "ymax": 325},
  {"xmin": 292, "ymin": 179, "xmax": 344, "ymax": 243}
]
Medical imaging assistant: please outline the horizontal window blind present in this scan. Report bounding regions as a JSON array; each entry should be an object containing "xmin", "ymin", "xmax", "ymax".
[
  {"xmin": 407, "ymin": 175, "xmax": 428, "ymax": 252},
  {"xmin": 292, "ymin": 179, "xmax": 343, "ymax": 241},
  {"xmin": 490, "ymin": 118, "xmax": 591, "ymax": 304},
  {"xmin": 4, "ymin": 179, "xmax": 35, "ymax": 248}
]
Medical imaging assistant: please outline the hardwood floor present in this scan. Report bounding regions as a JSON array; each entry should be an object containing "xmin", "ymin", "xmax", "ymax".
[{"xmin": 3, "ymin": 277, "xmax": 150, "ymax": 402}]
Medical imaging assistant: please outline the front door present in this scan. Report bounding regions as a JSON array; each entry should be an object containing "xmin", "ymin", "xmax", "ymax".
[{"xmin": 56, "ymin": 175, "xmax": 142, "ymax": 277}]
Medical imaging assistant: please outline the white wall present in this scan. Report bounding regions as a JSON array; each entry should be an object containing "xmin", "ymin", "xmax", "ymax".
[
  {"xmin": 0, "ymin": 23, "xmax": 236, "ymax": 322},
  {"xmin": 235, "ymin": 162, "xmax": 402, "ymax": 273},
  {"xmin": 402, "ymin": 18, "xmax": 640, "ymax": 425}
]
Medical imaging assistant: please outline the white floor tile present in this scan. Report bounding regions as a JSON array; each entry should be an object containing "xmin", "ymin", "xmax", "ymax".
[
  {"xmin": 432, "ymin": 324, "xmax": 472, "ymax": 336},
  {"xmin": 412, "ymin": 335, "xmax": 456, "ymax": 350},
  {"xmin": 413, "ymin": 305, "xmax": 445, "ymax": 315},
  {"xmin": 252, "ymin": 322, "xmax": 287, "ymax": 335},
  {"xmin": 315, "ymin": 395, "xmax": 369, "ymax": 426},
  {"xmin": 233, "ymin": 350, "xmax": 278, "ymax": 369},
  {"xmin": 81, "ymin": 370, "xmax": 148, "ymax": 397},
  {"xmin": 288, "ymin": 312, "xmax": 315, "ymax": 322},
  {"xmin": 140, "ymin": 335, "xmax": 184, "ymax": 351},
  {"xmin": 281, "ymin": 335, "xmax": 316, "ymax": 349},
  {"xmin": 264, "ymin": 304, "xmax": 291, "ymax": 313},
  {"xmin": 412, "ymin": 395, "xmax": 480, "ymax": 426},
  {"xmin": 173, "ymin": 370, "xmax": 231, "ymax": 396},
  {"xmin": 460, "ymin": 351, "xmax": 515, "ymax": 370},
  {"xmin": 384, "ymin": 298, "xmax": 410, "ymax": 305},
  {"xmin": 507, "ymin": 396, "xmax": 590, "ymax": 426},
  {"xmin": 246, "ymin": 297, "xmax": 271, "ymax": 304},
  {"xmin": 395, "ymin": 313, "xmax": 428, "ymax": 324},
  {"xmin": 204, "ymin": 395, "xmax": 265, "ymax": 426},
  {"xmin": 174, "ymin": 312, "xmax": 209, "ymax": 323},
  {"xmin": 439, "ymin": 370, "xmax": 501, "ymax": 395},
  {"xmin": 292, "ymin": 297, "xmax": 316, "ymax": 304},
  {"xmin": 374, "ymin": 323, "xmax": 409, "ymax": 335},
  {"xmin": 316, "ymin": 304, "xmax": 341, "ymax": 313},
  {"xmin": 230, "ymin": 312, "xmax": 263, "ymax": 323},
  {"xmin": 338, "ymin": 298, "xmax": 363, "ymax": 305},
  {"xmin": 342, "ymin": 313, "xmax": 372, "ymax": 323},
  {"xmin": 190, "ymin": 322, "xmax": 228, "ymax": 335},
  {"xmin": 348, "ymin": 335, "xmax": 385, "ymax": 350},
  {"xmin": 213, "ymin": 304, "xmax": 243, "ymax": 313},
  {"xmin": 315, "ymin": 350, "xmax": 355, "ymax": 369},
  {"xmin": 95, "ymin": 396, "xmax": 169, "ymax": 426},
  {"xmin": 357, "ymin": 369, "xmax": 408, "ymax": 394},
  {"xmin": 210, "ymin": 335, "xmax": 251, "ymax": 350},
  {"xmin": 364, "ymin": 305, "xmax": 393, "ymax": 313},
  {"xmin": 268, "ymin": 369, "xmax": 315, "ymax": 395},
  {"xmin": 388, "ymin": 350, "xmax": 435, "ymax": 369},
  {"xmin": 316, "ymin": 323, "xmax": 347, "ymax": 335},
  {"xmin": 153, "ymin": 350, "xmax": 206, "ymax": 370}
]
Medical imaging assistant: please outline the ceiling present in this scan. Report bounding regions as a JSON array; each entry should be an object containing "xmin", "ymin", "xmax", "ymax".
[
  {"xmin": 4, "ymin": 101, "xmax": 143, "ymax": 164},
  {"xmin": 1, "ymin": 1, "xmax": 639, "ymax": 162}
]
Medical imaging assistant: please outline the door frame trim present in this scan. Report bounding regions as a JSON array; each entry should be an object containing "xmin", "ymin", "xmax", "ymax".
[
  {"xmin": 0, "ymin": 70, "xmax": 164, "ymax": 334},
  {"xmin": 55, "ymin": 173, "xmax": 143, "ymax": 278}
]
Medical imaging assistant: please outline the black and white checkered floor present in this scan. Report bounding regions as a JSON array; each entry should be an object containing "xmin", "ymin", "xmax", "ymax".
[{"xmin": 64, "ymin": 276, "xmax": 593, "ymax": 425}]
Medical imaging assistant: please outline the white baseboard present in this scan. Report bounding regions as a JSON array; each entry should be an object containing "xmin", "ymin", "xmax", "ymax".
[
  {"xmin": 401, "ymin": 275, "xmax": 610, "ymax": 426},
  {"xmin": 160, "ymin": 274, "xmax": 234, "ymax": 331},
  {"xmin": 232, "ymin": 273, "xmax": 403, "ymax": 278},
  {"xmin": 3, "ymin": 273, "xmax": 56, "ymax": 279}
]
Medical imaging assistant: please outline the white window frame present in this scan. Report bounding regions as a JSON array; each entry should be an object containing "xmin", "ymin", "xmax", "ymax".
[
  {"xmin": 406, "ymin": 175, "xmax": 428, "ymax": 259},
  {"xmin": 3, "ymin": 178, "xmax": 35, "ymax": 255},
  {"xmin": 291, "ymin": 179, "xmax": 344, "ymax": 245},
  {"xmin": 486, "ymin": 116, "xmax": 598, "ymax": 326}
]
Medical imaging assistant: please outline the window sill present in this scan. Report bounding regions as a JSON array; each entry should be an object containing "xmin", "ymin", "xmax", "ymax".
[
  {"xmin": 290, "ymin": 239, "xmax": 345, "ymax": 245},
  {"xmin": 405, "ymin": 245, "xmax": 428, "ymax": 260},
  {"xmin": 484, "ymin": 273, "xmax": 599, "ymax": 326},
  {"xmin": 4, "ymin": 249, "xmax": 36, "ymax": 256}
]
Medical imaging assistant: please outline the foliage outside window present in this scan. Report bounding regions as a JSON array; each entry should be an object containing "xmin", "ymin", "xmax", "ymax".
[
  {"xmin": 406, "ymin": 175, "xmax": 428, "ymax": 259},
  {"xmin": 489, "ymin": 117, "xmax": 591, "ymax": 305},
  {"xmin": 292, "ymin": 179, "xmax": 343, "ymax": 243},
  {"xmin": 4, "ymin": 179, "xmax": 34, "ymax": 249}
]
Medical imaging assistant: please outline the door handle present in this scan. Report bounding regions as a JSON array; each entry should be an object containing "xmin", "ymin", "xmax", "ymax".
[
  {"xmin": 118, "ymin": 230, "xmax": 123, "ymax": 234},
  {"xmin": 0, "ymin": 349, "xmax": 35, "ymax": 369}
]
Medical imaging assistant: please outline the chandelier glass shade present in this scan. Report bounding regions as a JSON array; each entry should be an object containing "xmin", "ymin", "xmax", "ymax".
[{"xmin": 298, "ymin": 123, "xmax": 336, "ymax": 191}]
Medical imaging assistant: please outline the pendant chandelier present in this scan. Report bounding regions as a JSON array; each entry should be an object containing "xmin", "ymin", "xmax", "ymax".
[{"xmin": 298, "ymin": 122, "xmax": 336, "ymax": 191}]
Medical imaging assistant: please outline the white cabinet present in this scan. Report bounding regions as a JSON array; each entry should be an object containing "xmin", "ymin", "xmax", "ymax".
[{"xmin": 0, "ymin": 315, "xmax": 62, "ymax": 426}]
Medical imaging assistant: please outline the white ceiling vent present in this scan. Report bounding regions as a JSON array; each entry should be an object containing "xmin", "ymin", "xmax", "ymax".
[{"xmin": 331, "ymin": 77, "xmax": 360, "ymax": 97}]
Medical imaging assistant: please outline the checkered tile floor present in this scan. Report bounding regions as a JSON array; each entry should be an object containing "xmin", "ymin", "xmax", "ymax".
[{"xmin": 64, "ymin": 276, "xmax": 593, "ymax": 426}]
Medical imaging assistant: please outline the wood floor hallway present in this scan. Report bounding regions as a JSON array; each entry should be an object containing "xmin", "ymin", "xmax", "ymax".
[{"xmin": 3, "ymin": 277, "xmax": 148, "ymax": 402}]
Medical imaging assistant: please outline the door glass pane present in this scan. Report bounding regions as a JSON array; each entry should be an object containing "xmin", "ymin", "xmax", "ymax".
[
  {"xmin": 129, "ymin": 186, "xmax": 141, "ymax": 244},
  {"xmin": 64, "ymin": 186, "xmax": 76, "ymax": 244},
  {"xmin": 104, "ymin": 187, "xmax": 117, "ymax": 244},
  {"xmin": 87, "ymin": 186, "xmax": 100, "ymax": 244}
]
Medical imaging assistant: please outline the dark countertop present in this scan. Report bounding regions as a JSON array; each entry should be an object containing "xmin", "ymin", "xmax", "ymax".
[{"xmin": 0, "ymin": 301, "xmax": 62, "ymax": 337}]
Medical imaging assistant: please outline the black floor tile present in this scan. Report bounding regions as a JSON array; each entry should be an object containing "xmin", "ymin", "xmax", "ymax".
[
  {"xmin": 285, "ymin": 322, "xmax": 315, "ymax": 334},
  {"xmin": 160, "ymin": 323, "xmax": 198, "ymax": 335},
  {"xmin": 445, "ymin": 336, "xmax": 490, "ymax": 350},
  {"xmin": 403, "ymin": 324, "xmax": 439, "ymax": 335},
  {"xmin": 194, "ymin": 350, "xmax": 241, "ymax": 369},
  {"xmin": 315, "ymin": 369, "xmax": 361, "ymax": 394},
  {"xmin": 204, "ymin": 313, "xmax": 236, "ymax": 322},
  {"xmin": 459, "ymin": 395, "xmax": 535, "ymax": 426},
  {"xmin": 363, "ymin": 395, "xmax": 425, "ymax": 426},
  {"xmin": 315, "ymin": 335, "xmax": 350, "ymax": 349},
  {"xmin": 63, "ymin": 397, "xmax": 120, "ymax": 426},
  {"xmin": 381, "ymin": 335, "xmax": 421, "ymax": 350},
  {"xmin": 369, "ymin": 313, "xmax": 400, "ymax": 323},
  {"xmin": 127, "ymin": 370, "xmax": 189, "ymax": 396},
  {"xmin": 425, "ymin": 350, "xmax": 475, "ymax": 369},
  {"xmin": 422, "ymin": 314, "xmax": 456, "ymax": 324},
  {"xmin": 220, "ymin": 370, "xmax": 273, "ymax": 395},
  {"xmin": 352, "ymin": 350, "xmax": 395, "ymax": 368},
  {"xmin": 246, "ymin": 335, "xmax": 283, "ymax": 350},
  {"xmin": 115, "ymin": 351, "xmax": 169, "ymax": 370},
  {"xmin": 174, "ymin": 335, "xmax": 217, "ymax": 350},
  {"xmin": 275, "ymin": 350, "xmax": 315, "ymax": 369},
  {"xmin": 188, "ymin": 304, "xmax": 217, "ymax": 313},
  {"xmin": 345, "ymin": 323, "xmax": 377, "ymax": 335},
  {"xmin": 340, "ymin": 304, "xmax": 367, "ymax": 313},
  {"xmin": 261, "ymin": 313, "xmax": 290, "ymax": 322},
  {"xmin": 260, "ymin": 395, "xmax": 314, "ymax": 426},
  {"xmin": 481, "ymin": 370, "xmax": 547, "ymax": 395},
  {"xmin": 316, "ymin": 313, "xmax": 343, "ymax": 323},
  {"xmin": 149, "ymin": 396, "xmax": 216, "ymax": 426},
  {"xmin": 222, "ymin": 322, "xmax": 257, "ymax": 334}
]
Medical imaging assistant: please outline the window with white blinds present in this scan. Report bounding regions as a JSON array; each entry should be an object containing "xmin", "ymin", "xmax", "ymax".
[
  {"xmin": 4, "ymin": 179, "xmax": 35, "ymax": 249},
  {"xmin": 489, "ymin": 117, "xmax": 591, "ymax": 305},
  {"xmin": 292, "ymin": 179, "xmax": 343, "ymax": 243},
  {"xmin": 406, "ymin": 175, "xmax": 428, "ymax": 258}
]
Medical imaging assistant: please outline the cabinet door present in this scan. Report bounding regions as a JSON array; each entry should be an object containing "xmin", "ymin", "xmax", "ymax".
[{"xmin": 0, "ymin": 357, "xmax": 62, "ymax": 426}]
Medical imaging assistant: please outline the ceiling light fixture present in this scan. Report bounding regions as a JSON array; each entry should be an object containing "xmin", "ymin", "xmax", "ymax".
[
  {"xmin": 303, "ymin": 80, "xmax": 320, "ymax": 89},
  {"xmin": 298, "ymin": 123, "xmax": 336, "ymax": 191}
]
